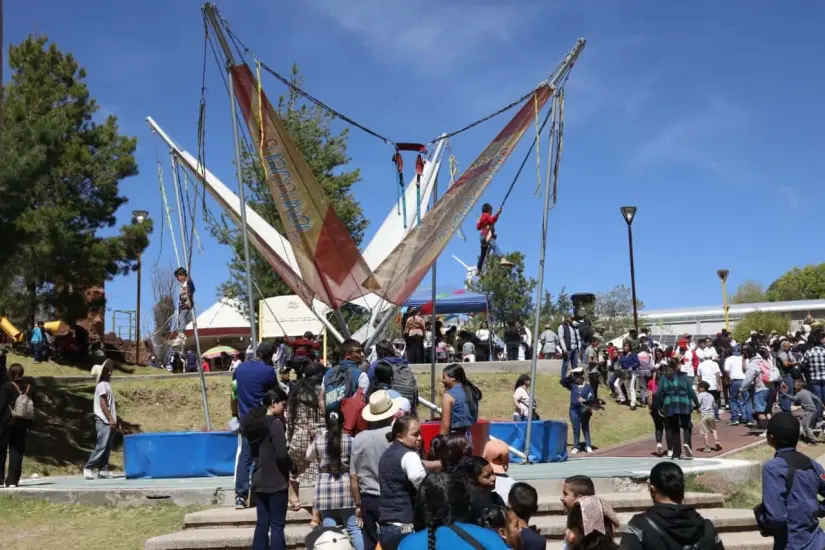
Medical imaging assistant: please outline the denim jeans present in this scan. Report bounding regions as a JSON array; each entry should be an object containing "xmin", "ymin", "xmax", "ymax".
[
  {"xmin": 570, "ymin": 407, "xmax": 591, "ymax": 448},
  {"xmin": 779, "ymin": 375, "xmax": 795, "ymax": 412},
  {"xmin": 234, "ymin": 435, "xmax": 253, "ymax": 499},
  {"xmin": 811, "ymin": 379, "xmax": 825, "ymax": 418},
  {"xmin": 730, "ymin": 381, "xmax": 753, "ymax": 423},
  {"xmin": 84, "ymin": 418, "xmax": 114, "ymax": 470},
  {"xmin": 178, "ymin": 308, "xmax": 192, "ymax": 332},
  {"xmin": 379, "ymin": 523, "xmax": 413, "ymax": 549},
  {"xmin": 360, "ymin": 494, "xmax": 381, "ymax": 550},
  {"xmin": 322, "ymin": 508, "xmax": 364, "ymax": 550},
  {"xmin": 753, "ymin": 389, "xmax": 770, "ymax": 416},
  {"xmin": 561, "ymin": 348, "xmax": 578, "ymax": 379},
  {"xmin": 253, "ymin": 490, "xmax": 288, "ymax": 550}
]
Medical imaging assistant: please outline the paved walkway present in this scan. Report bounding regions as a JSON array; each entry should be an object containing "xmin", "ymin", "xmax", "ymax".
[{"xmin": 589, "ymin": 408, "xmax": 766, "ymax": 459}]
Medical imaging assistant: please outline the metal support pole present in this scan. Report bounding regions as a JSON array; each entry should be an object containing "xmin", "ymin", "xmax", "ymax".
[
  {"xmin": 135, "ymin": 253, "xmax": 142, "ymax": 364},
  {"xmin": 169, "ymin": 155, "xmax": 189, "ymax": 264},
  {"xmin": 189, "ymin": 302, "xmax": 212, "ymax": 431},
  {"xmin": 228, "ymin": 67, "xmax": 259, "ymax": 356},
  {"xmin": 430, "ymin": 175, "xmax": 438, "ymax": 419},
  {"xmin": 523, "ymin": 103, "xmax": 555, "ymax": 460},
  {"xmin": 627, "ymin": 224, "xmax": 639, "ymax": 331},
  {"xmin": 717, "ymin": 269, "xmax": 730, "ymax": 331}
]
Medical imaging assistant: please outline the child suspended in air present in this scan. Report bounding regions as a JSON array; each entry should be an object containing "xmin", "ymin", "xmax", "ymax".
[{"xmin": 476, "ymin": 203, "xmax": 511, "ymax": 273}]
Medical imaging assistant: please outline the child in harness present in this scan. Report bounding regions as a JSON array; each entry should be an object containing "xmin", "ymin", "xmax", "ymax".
[{"xmin": 476, "ymin": 203, "xmax": 511, "ymax": 273}]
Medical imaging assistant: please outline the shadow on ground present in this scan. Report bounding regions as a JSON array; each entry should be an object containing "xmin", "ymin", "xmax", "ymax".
[{"xmin": 25, "ymin": 378, "xmax": 141, "ymax": 474}]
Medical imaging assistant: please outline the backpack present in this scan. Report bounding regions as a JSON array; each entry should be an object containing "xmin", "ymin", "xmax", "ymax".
[
  {"xmin": 341, "ymin": 387, "xmax": 369, "ymax": 435},
  {"xmin": 758, "ymin": 359, "xmax": 780, "ymax": 384},
  {"xmin": 10, "ymin": 382, "xmax": 34, "ymax": 421},
  {"xmin": 380, "ymin": 359, "xmax": 418, "ymax": 410},
  {"xmin": 323, "ymin": 365, "xmax": 359, "ymax": 414}
]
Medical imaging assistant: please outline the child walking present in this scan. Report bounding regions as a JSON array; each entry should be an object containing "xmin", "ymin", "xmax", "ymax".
[
  {"xmin": 475, "ymin": 203, "xmax": 505, "ymax": 272},
  {"xmin": 561, "ymin": 368, "xmax": 595, "ymax": 454},
  {"xmin": 697, "ymin": 382, "xmax": 722, "ymax": 452}
]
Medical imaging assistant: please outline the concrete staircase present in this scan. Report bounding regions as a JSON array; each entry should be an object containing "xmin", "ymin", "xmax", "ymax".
[{"xmin": 144, "ymin": 491, "xmax": 772, "ymax": 550}]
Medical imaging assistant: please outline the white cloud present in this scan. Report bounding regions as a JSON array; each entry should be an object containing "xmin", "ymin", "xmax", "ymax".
[
  {"xmin": 303, "ymin": 0, "xmax": 541, "ymax": 74},
  {"xmin": 631, "ymin": 93, "xmax": 747, "ymax": 177}
]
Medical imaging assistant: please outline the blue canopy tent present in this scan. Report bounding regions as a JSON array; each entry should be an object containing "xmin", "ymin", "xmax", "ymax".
[{"xmin": 404, "ymin": 288, "xmax": 489, "ymax": 315}]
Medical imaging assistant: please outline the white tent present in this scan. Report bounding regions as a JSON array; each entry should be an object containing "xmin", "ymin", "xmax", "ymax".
[
  {"xmin": 260, "ymin": 295, "xmax": 330, "ymax": 338},
  {"xmin": 185, "ymin": 298, "xmax": 250, "ymax": 337}
]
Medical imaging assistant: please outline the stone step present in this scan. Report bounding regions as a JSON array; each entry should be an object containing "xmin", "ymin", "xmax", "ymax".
[
  {"xmin": 183, "ymin": 492, "xmax": 724, "ymax": 530},
  {"xmin": 547, "ymin": 530, "xmax": 773, "ymax": 550},
  {"xmin": 147, "ymin": 507, "xmax": 757, "ymax": 549}
]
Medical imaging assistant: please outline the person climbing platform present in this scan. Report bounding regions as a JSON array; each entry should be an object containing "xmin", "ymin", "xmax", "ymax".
[{"xmin": 476, "ymin": 203, "xmax": 511, "ymax": 272}]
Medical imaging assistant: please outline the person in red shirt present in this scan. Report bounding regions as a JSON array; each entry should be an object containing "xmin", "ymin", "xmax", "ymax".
[{"xmin": 476, "ymin": 203, "xmax": 503, "ymax": 272}]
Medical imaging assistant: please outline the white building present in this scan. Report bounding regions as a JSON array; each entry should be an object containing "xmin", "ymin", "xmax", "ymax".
[{"xmin": 642, "ymin": 299, "xmax": 825, "ymax": 346}]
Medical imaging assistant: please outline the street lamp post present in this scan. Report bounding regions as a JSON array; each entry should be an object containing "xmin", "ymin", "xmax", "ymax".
[
  {"xmin": 620, "ymin": 206, "xmax": 639, "ymax": 332},
  {"xmin": 717, "ymin": 269, "xmax": 730, "ymax": 331},
  {"xmin": 132, "ymin": 210, "xmax": 149, "ymax": 364}
]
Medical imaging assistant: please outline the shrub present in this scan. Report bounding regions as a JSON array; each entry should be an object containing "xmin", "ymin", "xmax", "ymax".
[{"xmin": 732, "ymin": 311, "xmax": 790, "ymax": 343}]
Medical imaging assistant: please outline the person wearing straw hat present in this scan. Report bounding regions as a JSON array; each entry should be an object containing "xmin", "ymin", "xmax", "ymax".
[
  {"xmin": 351, "ymin": 390, "xmax": 406, "ymax": 550},
  {"xmin": 84, "ymin": 359, "xmax": 118, "ymax": 480}
]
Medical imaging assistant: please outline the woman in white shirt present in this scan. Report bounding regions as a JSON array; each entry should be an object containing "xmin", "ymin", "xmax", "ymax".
[
  {"xmin": 513, "ymin": 374, "xmax": 533, "ymax": 421},
  {"xmin": 476, "ymin": 322, "xmax": 491, "ymax": 343}
]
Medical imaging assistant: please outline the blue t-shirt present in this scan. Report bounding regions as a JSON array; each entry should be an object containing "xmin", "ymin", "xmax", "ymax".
[
  {"xmin": 399, "ymin": 522, "xmax": 508, "ymax": 550},
  {"xmin": 520, "ymin": 527, "xmax": 545, "ymax": 550},
  {"xmin": 233, "ymin": 359, "xmax": 276, "ymax": 420}
]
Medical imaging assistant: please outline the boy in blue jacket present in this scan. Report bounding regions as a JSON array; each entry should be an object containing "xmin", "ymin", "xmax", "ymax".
[
  {"xmin": 755, "ymin": 411, "xmax": 825, "ymax": 549},
  {"xmin": 561, "ymin": 367, "xmax": 595, "ymax": 454}
]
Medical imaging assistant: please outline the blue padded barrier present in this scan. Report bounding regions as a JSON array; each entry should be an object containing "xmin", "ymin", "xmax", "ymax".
[
  {"xmin": 124, "ymin": 431, "xmax": 238, "ymax": 479},
  {"xmin": 488, "ymin": 420, "xmax": 568, "ymax": 463}
]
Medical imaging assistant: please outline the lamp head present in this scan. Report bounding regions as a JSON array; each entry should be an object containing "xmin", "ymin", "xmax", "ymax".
[
  {"xmin": 620, "ymin": 206, "xmax": 637, "ymax": 225},
  {"xmin": 132, "ymin": 210, "xmax": 149, "ymax": 224},
  {"xmin": 717, "ymin": 269, "xmax": 729, "ymax": 282}
]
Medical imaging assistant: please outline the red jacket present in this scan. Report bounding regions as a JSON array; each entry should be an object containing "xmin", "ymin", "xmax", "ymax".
[
  {"xmin": 476, "ymin": 212, "xmax": 500, "ymax": 236},
  {"xmin": 288, "ymin": 337, "xmax": 320, "ymax": 358}
]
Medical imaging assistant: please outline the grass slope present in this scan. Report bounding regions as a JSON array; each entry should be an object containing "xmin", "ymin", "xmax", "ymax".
[
  {"xmin": 20, "ymin": 371, "xmax": 654, "ymax": 477},
  {"xmin": 0, "ymin": 495, "xmax": 198, "ymax": 550},
  {"xmin": 5, "ymin": 351, "xmax": 169, "ymax": 378}
]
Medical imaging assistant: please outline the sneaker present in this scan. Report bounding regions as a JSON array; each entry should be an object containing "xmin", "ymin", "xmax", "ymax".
[
  {"xmin": 667, "ymin": 449, "xmax": 673, "ymax": 457},
  {"xmin": 98, "ymin": 470, "xmax": 114, "ymax": 479},
  {"xmin": 570, "ymin": 447, "xmax": 579, "ymax": 455},
  {"xmin": 728, "ymin": 420, "xmax": 740, "ymax": 426},
  {"xmin": 630, "ymin": 404, "xmax": 636, "ymax": 411},
  {"xmin": 585, "ymin": 446, "xmax": 593, "ymax": 453},
  {"xmin": 683, "ymin": 444, "xmax": 693, "ymax": 458},
  {"xmin": 235, "ymin": 496, "xmax": 246, "ymax": 510},
  {"xmin": 656, "ymin": 443, "xmax": 664, "ymax": 456},
  {"xmin": 83, "ymin": 468, "xmax": 95, "ymax": 480},
  {"xmin": 5, "ymin": 484, "xmax": 16, "ymax": 488},
  {"xmin": 714, "ymin": 442, "xmax": 723, "ymax": 451}
]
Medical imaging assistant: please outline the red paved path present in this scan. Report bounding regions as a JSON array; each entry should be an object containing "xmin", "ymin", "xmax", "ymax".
[{"xmin": 584, "ymin": 408, "xmax": 766, "ymax": 459}]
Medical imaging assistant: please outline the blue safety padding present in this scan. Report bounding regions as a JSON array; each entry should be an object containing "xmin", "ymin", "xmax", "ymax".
[
  {"xmin": 488, "ymin": 421, "xmax": 568, "ymax": 463},
  {"xmin": 124, "ymin": 431, "xmax": 238, "ymax": 479}
]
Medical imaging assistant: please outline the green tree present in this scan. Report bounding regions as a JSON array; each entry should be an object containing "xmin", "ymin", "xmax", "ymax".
[
  {"xmin": 213, "ymin": 65, "xmax": 367, "ymax": 333},
  {"xmin": 730, "ymin": 279, "xmax": 767, "ymax": 304},
  {"xmin": 539, "ymin": 288, "xmax": 573, "ymax": 330},
  {"xmin": 766, "ymin": 264, "xmax": 825, "ymax": 302},
  {"xmin": 0, "ymin": 36, "xmax": 151, "ymax": 324},
  {"xmin": 469, "ymin": 251, "xmax": 536, "ymax": 326},
  {"xmin": 595, "ymin": 284, "xmax": 644, "ymax": 340},
  {"xmin": 732, "ymin": 311, "xmax": 790, "ymax": 343}
]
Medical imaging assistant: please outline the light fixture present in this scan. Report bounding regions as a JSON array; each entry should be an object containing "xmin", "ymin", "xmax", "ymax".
[
  {"xmin": 132, "ymin": 209, "xmax": 149, "ymax": 224},
  {"xmin": 620, "ymin": 206, "xmax": 637, "ymax": 225},
  {"xmin": 717, "ymin": 269, "xmax": 729, "ymax": 282}
]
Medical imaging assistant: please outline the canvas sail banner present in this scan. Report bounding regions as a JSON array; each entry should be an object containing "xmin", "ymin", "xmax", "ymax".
[
  {"xmin": 369, "ymin": 86, "xmax": 553, "ymax": 305},
  {"xmin": 231, "ymin": 64, "xmax": 380, "ymax": 309}
]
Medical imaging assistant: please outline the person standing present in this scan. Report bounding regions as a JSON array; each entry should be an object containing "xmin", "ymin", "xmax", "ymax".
[
  {"xmin": 503, "ymin": 321, "xmax": 521, "ymax": 361},
  {"xmin": 0, "ymin": 364, "xmax": 33, "ymax": 487},
  {"xmin": 404, "ymin": 308, "xmax": 426, "ymax": 364},
  {"xmin": 30, "ymin": 322, "xmax": 46, "ymax": 363},
  {"xmin": 83, "ymin": 359, "xmax": 118, "ymax": 479},
  {"xmin": 655, "ymin": 359, "xmax": 699, "ymax": 460},
  {"xmin": 724, "ymin": 346, "xmax": 750, "ymax": 426},
  {"xmin": 512, "ymin": 374, "xmax": 534, "ymax": 421},
  {"xmin": 439, "ymin": 364, "xmax": 482, "ymax": 440},
  {"xmin": 776, "ymin": 340, "xmax": 799, "ymax": 413},
  {"xmin": 558, "ymin": 316, "xmax": 580, "ymax": 379},
  {"xmin": 232, "ymin": 341, "xmax": 278, "ymax": 509},
  {"xmin": 539, "ymin": 323, "xmax": 559, "ymax": 359},
  {"xmin": 740, "ymin": 346, "xmax": 771, "ymax": 429},
  {"xmin": 243, "ymin": 388, "xmax": 292, "ymax": 550}
]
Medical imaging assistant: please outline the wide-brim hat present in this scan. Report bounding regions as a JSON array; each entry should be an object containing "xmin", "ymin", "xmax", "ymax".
[
  {"xmin": 361, "ymin": 389, "xmax": 403, "ymax": 422},
  {"xmin": 90, "ymin": 358, "xmax": 114, "ymax": 384}
]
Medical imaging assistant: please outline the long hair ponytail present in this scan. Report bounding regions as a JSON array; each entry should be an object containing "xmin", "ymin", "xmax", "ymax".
[
  {"xmin": 325, "ymin": 411, "xmax": 344, "ymax": 475},
  {"xmin": 443, "ymin": 363, "xmax": 482, "ymax": 420}
]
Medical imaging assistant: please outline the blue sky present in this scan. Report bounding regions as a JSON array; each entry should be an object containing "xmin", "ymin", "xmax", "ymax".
[{"xmin": 6, "ymin": 0, "xmax": 825, "ymax": 333}]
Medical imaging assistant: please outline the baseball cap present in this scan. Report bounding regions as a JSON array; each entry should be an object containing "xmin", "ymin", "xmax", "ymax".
[
  {"xmin": 306, "ymin": 527, "xmax": 354, "ymax": 550},
  {"xmin": 483, "ymin": 439, "xmax": 510, "ymax": 474}
]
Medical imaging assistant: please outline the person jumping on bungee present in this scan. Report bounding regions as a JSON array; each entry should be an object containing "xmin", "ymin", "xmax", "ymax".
[{"xmin": 476, "ymin": 203, "xmax": 512, "ymax": 272}]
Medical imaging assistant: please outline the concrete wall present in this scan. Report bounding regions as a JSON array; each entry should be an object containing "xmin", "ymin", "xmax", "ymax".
[{"xmin": 410, "ymin": 359, "xmax": 562, "ymax": 376}]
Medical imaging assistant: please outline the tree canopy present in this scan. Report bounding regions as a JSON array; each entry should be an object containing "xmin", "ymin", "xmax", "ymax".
[
  {"xmin": 214, "ymin": 65, "xmax": 366, "ymax": 332},
  {"xmin": 469, "ymin": 251, "xmax": 537, "ymax": 325},
  {"xmin": 766, "ymin": 263, "xmax": 825, "ymax": 302},
  {"xmin": 0, "ymin": 36, "xmax": 151, "ymax": 325},
  {"xmin": 731, "ymin": 280, "xmax": 767, "ymax": 304},
  {"xmin": 595, "ymin": 284, "xmax": 643, "ymax": 339},
  {"xmin": 732, "ymin": 311, "xmax": 790, "ymax": 343}
]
